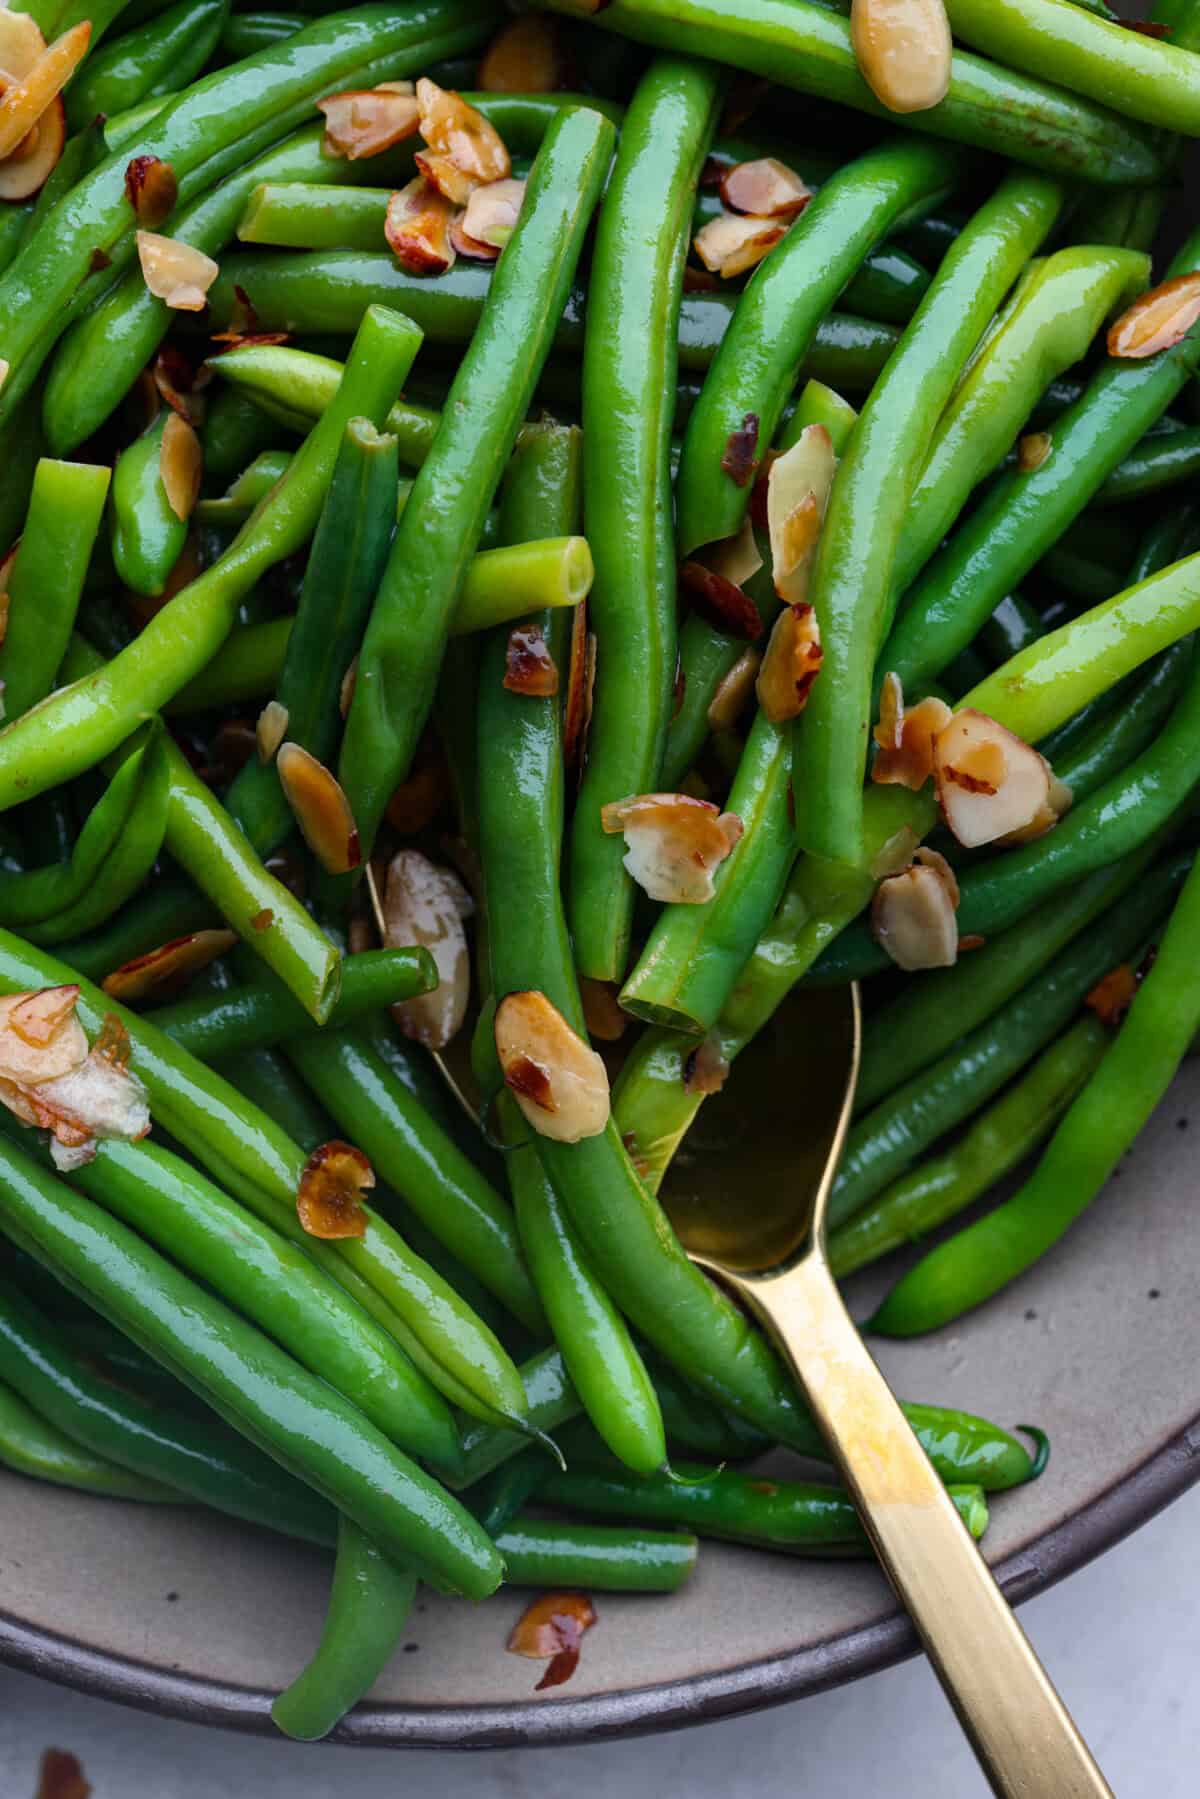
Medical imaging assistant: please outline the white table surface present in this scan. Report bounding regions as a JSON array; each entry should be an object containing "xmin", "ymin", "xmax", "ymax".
[{"xmin": 1, "ymin": 1480, "xmax": 1194, "ymax": 1797}]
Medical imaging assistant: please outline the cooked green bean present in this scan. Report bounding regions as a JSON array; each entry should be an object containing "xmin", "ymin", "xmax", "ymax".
[
  {"xmin": 0, "ymin": 457, "xmax": 109, "ymax": 722},
  {"xmin": 0, "ymin": 1371, "xmax": 179, "ymax": 1503},
  {"xmin": 494, "ymin": 1517, "xmax": 698, "ymax": 1591}
]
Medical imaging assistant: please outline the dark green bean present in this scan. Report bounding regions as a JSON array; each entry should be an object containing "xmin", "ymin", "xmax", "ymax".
[
  {"xmin": 495, "ymin": 1517, "xmax": 698, "ymax": 1591},
  {"xmin": 65, "ymin": 0, "xmax": 229, "ymax": 132},
  {"xmin": 0, "ymin": 457, "xmax": 109, "ymax": 720},
  {"xmin": 0, "ymin": 1371, "xmax": 179, "ymax": 1502}
]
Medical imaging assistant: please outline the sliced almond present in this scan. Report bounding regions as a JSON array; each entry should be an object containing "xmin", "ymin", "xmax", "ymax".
[
  {"xmin": 872, "ymin": 857, "xmax": 958, "ymax": 971},
  {"xmin": 276, "ymin": 741, "xmax": 361, "ymax": 873},
  {"xmin": 461, "ymin": 175, "xmax": 525, "ymax": 249},
  {"xmin": 382, "ymin": 849, "xmax": 472, "ymax": 1051},
  {"xmin": 297, "ymin": 1140, "xmax": 372, "ymax": 1240},
  {"xmin": 873, "ymin": 670, "xmax": 904, "ymax": 753},
  {"xmin": 159, "ymin": 411, "xmax": 202, "ymax": 521},
  {"xmin": 0, "ymin": 12, "xmax": 46, "ymax": 79},
  {"xmin": 494, "ymin": 990, "xmax": 609, "ymax": 1143},
  {"xmin": 871, "ymin": 688, "xmax": 953, "ymax": 790},
  {"xmin": 413, "ymin": 147, "xmax": 476, "ymax": 206},
  {"xmin": 0, "ymin": 998, "xmax": 150, "ymax": 1171},
  {"xmin": 679, "ymin": 560, "xmax": 763, "ymax": 641},
  {"xmin": 850, "ymin": 0, "xmax": 952, "ymax": 114},
  {"xmin": 136, "ymin": 230, "xmax": 219, "ymax": 311},
  {"xmin": 124, "ymin": 154, "xmax": 177, "ymax": 229},
  {"xmin": 0, "ymin": 91, "xmax": 62, "ymax": 198},
  {"xmin": 1018, "ymin": 430, "xmax": 1052, "ymax": 473},
  {"xmin": 384, "ymin": 175, "xmax": 456, "ymax": 276},
  {"xmin": 0, "ymin": 987, "xmax": 87, "ymax": 1084},
  {"xmin": 449, "ymin": 214, "xmax": 499, "ymax": 262},
  {"xmin": 478, "ymin": 13, "xmax": 567, "ymax": 91},
  {"xmin": 706, "ymin": 647, "xmax": 762, "ymax": 732},
  {"xmin": 755, "ymin": 602, "xmax": 823, "ymax": 724},
  {"xmin": 0, "ymin": 20, "xmax": 89, "ymax": 161},
  {"xmin": 562, "ymin": 600, "xmax": 590, "ymax": 768},
  {"xmin": 706, "ymin": 516, "xmax": 763, "ymax": 589},
  {"xmin": 599, "ymin": 793, "xmax": 743, "ymax": 905},
  {"xmin": 1108, "ymin": 272, "xmax": 1200, "ymax": 360},
  {"xmin": 934, "ymin": 709, "xmax": 1051, "ymax": 848},
  {"xmin": 503, "ymin": 624, "xmax": 558, "ymax": 696},
  {"xmin": 317, "ymin": 86, "xmax": 420, "ymax": 160},
  {"xmin": 416, "ymin": 77, "xmax": 509, "ymax": 198},
  {"xmin": 767, "ymin": 424, "xmax": 836, "ymax": 607},
  {"xmin": 579, "ymin": 977, "xmax": 627, "ymax": 1043},
  {"xmin": 507, "ymin": 1590, "xmax": 597, "ymax": 1692},
  {"xmin": 101, "ymin": 930, "xmax": 238, "ymax": 1004},
  {"xmin": 693, "ymin": 211, "xmax": 787, "ymax": 279},
  {"xmin": 255, "ymin": 698, "xmax": 288, "ymax": 763},
  {"xmin": 997, "ymin": 770, "xmax": 1073, "ymax": 847},
  {"xmin": 719, "ymin": 157, "xmax": 812, "ymax": 220}
]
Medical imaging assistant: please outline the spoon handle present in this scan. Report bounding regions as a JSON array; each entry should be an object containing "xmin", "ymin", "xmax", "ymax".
[{"xmin": 739, "ymin": 1254, "xmax": 1112, "ymax": 1799}]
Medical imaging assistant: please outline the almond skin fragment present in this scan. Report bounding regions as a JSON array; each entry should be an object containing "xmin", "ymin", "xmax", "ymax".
[
  {"xmin": 136, "ymin": 230, "xmax": 219, "ymax": 311},
  {"xmin": 707, "ymin": 647, "xmax": 762, "ymax": 732},
  {"xmin": 275, "ymin": 742, "xmax": 361, "ymax": 873},
  {"xmin": 382, "ymin": 849, "xmax": 472, "ymax": 1051},
  {"xmin": 850, "ymin": 0, "xmax": 952, "ymax": 114},
  {"xmin": 124, "ymin": 154, "xmax": 177, "ymax": 229},
  {"xmin": 679, "ymin": 560, "xmax": 762, "ymax": 641},
  {"xmin": 297, "ymin": 1140, "xmax": 372, "ymax": 1240},
  {"xmin": 693, "ymin": 211, "xmax": 786, "ymax": 279},
  {"xmin": 1108, "ymin": 272, "xmax": 1200, "ymax": 360},
  {"xmin": 507, "ymin": 1591, "xmax": 597, "ymax": 1692},
  {"xmin": 504, "ymin": 624, "xmax": 558, "ymax": 696},
  {"xmin": 720, "ymin": 412, "xmax": 759, "ymax": 487},
  {"xmin": 494, "ymin": 990, "xmax": 610, "ymax": 1143},
  {"xmin": 579, "ymin": 977, "xmax": 627, "ymax": 1043},
  {"xmin": 767, "ymin": 424, "xmax": 836, "ymax": 607},
  {"xmin": 101, "ymin": 930, "xmax": 238, "ymax": 1004},
  {"xmin": 317, "ymin": 86, "xmax": 420, "ymax": 159},
  {"xmin": 934, "ymin": 709, "xmax": 1052, "ymax": 848},
  {"xmin": 562, "ymin": 601, "xmax": 590, "ymax": 768},
  {"xmin": 600, "ymin": 793, "xmax": 743, "ymax": 904},
  {"xmin": 720, "ymin": 156, "xmax": 812, "ymax": 220},
  {"xmin": 872, "ymin": 858, "xmax": 958, "ymax": 971},
  {"xmin": 384, "ymin": 175, "xmax": 456, "ymax": 275},
  {"xmin": 159, "ymin": 411, "xmax": 202, "ymax": 521},
  {"xmin": 756, "ymin": 602, "xmax": 823, "ymax": 724},
  {"xmin": 1085, "ymin": 964, "xmax": 1138, "ymax": 1027}
]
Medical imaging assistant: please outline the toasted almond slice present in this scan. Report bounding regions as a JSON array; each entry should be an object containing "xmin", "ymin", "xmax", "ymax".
[
  {"xmin": 449, "ymin": 213, "xmax": 499, "ymax": 262},
  {"xmin": 124, "ymin": 154, "xmax": 177, "ymax": 228},
  {"xmin": 870, "ymin": 823, "xmax": 920, "ymax": 880},
  {"xmin": 756, "ymin": 602, "xmax": 823, "ymax": 724},
  {"xmin": 0, "ymin": 11, "xmax": 46, "ymax": 79},
  {"xmin": 507, "ymin": 1590, "xmax": 597, "ymax": 1692},
  {"xmin": 159, "ymin": 411, "xmax": 202, "ymax": 520},
  {"xmin": 766, "ymin": 424, "xmax": 836, "ymax": 607},
  {"xmin": 600, "ymin": 792, "xmax": 743, "ymax": 904},
  {"xmin": 579, "ymin": 977, "xmax": 627, "ymax": 1043},
  {"xmin": 719, "ymin": 156, "xmax": 812, "ymax": 220},
  {"xmin": 101, "ymin": 929, "xmax": 238, "ymax": 1004},
  {"xmin": 503, "ymin": 623, "xmax": 558, "ymax": 696},
  {"xmin": 707, "ymin": 646, "xmax": 762, "ymax": 731},
  {"xmin": 384, "ymin": 175, "xmax": 456, "ymax": 275},
  {"xmin": 997, "ymin": 769, "xmax": 1073, "ymax": 847},
  {"xmin": 0, "ymin": 91, "xmax": 62, "ymax": 198},
  {"xmin": 563, "ymin": 601, "xmax": 590, "ymax": 769},
  {"xmin": 0, "ymin": 987, "xmax": 87, "ymax": 1084},
  {"xmin": 1018, "ymin": 430, "xmax": 1052, "ymax": 472},
  {"xmin": 873, "ymin": 670, "xmax": 905, "ymax": 753},
  {"xmin": 317, "ymin": 86, "xmax": 420, "ymax": 159},
  {"xmin": 914, "ymin": 843, "xmax": 959, "ymax": 907},
  {"xmin": 479, "ymin": 13, "xmax": 567, "ymax": 91},
  {"xmin": 494, "ymin": 990, "xmax": 610, "ymax": 1143},
  {"xmin": 136, "ymin": 230, "xmax": 219, "ymax": 311},
  {"xmin": 382, "ymin": 848, "xmax": 472, "ymax": 1050},
  {"xmin": 871, "ymin": 691, "xmax": 953, "ymax": 790},
  {"xmin": 679, "ymin": 560, "xmax": 763, "ymax": 641},
  {"xmin": 276, "ymin": 741, "xmax": 361, "ymax": 873},
  {"xmin": 1108, "ymin": 272, "xmax": 1200, "ymax": 360},
  {"xmin": 706, "ymin": 516, "xmax": 763, "ymax": 588},
  {"xmin": 693, "ymin": 211, "xmax": 787, "ymax": 279},
  {"xmin": 255, "ymin": 698, "xmax": 288, "ymax": 764},
  {"xmin": 297, "ymin": 1140, "xmax": 372, "ymax": 1240},
  {"xmin": 0, "ymin": 20, "xmax": 89, "ymax": 160},
  {"xmin": 850, "ymin": 0, "xmax": 952, "ymax": 114},
  {"xmin": 461, "ymin": 175, "xmax": 525, "ymax": 249},
  {"xmin": 872, "ymin": 857, "xmax": 958, "ymax": 971},
  {"xmin": 413, "ymin": 146, "xmax": 476, "ymax": 205},
  {"xmin": 416, "ymin": 77, "xmax": 509, "ymax": 192},
  {"xmin": 934, "ymin": 709, "xmax": 1051, "ymax": 847}
]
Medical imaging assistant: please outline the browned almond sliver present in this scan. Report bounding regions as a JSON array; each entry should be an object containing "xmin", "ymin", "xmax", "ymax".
[
  {"xmin": 449, "ymin": 215, "xmax": 499, "ymax": 262},
  {"xmin": 720, "ymin": 412, "xmax": 759, "ymax": 488},
  {"xmin": 124, "ymin": 154, "xmax": 177, "ymax": 229},
  {"xmin": 850, "ymin": 0, "xmax": 952, "ymax": 115},
  {"xmin": 0, "ymin": 93, "xmax": 63, "ymax": 199},
  {"xmin": 579, "ymin": 977, "xmax": 627, "ymax": 1043},
  {"xmin": 683, "ymin": 1031, "xmax": 729, "ymax": 1095},
  {"xmin": 767, "ymin": 424, "xmax": 836, "ymax": 607},
  {"xmin": 0, "ymin": 11, "xmax": 47, "ymax": 78},
  {"xmin": 382, "ymin": 848, "xmax": 473, "ymax": 1051},
  {"xmin": 478, "ymin": 13, "xmax": 567, "ymax": 91},
  {"xmin": 934, "ymin": 709, "xmax": 1051, "ymax": 848},
  {"xmin": 159, "ymin": 411, "xmax": 202, "ymax": 521},
  {"xmin": 679, "ymin": 560, "xmax": 763, "ymax": 641},
  {"xmin": 872, "ymin": 857, "xmax": 959, "ymax": 971},
  {"xmin": 719, "ymin": 157, "xmax": 812, "ymax": 220},
  {"xmin": 317, "ymin": 85, "xmax": 420, "ymax": 160},
  {"xmin": 255, "ymin": 698, "xmax": 288, "ymax": 763},
  {"xmin": 0, "ymin": 19, "xmax": 89, "ymax": 160},
  {"xmin": 507, "ymin": 1591, "xmax": 597, "ymax": 1692},
  {"xmin": 275, "ymin": 741, "xmax": 361, "ymax": 873},
  {"xmin": 997, "ymin": 769, "xmax": 1072, "ymax": 847},
  {"xmin": 562, "ymin": 600, "xmax": 590, "ymax": 768},
  {"xmin": 873, "ymin": 670, "xmax": 904, "ymax": 753},
  {"xmin": 384, "ymin": 175, "xmax": 456, "ymax": 275},
  {"xmin": 693, "ymin": 211, "xmax": 787, "ymax": 279},
  {"xmin": 154, "ymin": 345, "xmax": 208, "ymax": 425},
  {"xmin": 705, "ymin": 516, "xmax": 763, "ymax": 589},
  {"xmin": 1108, "ymin": 272, "xmax": 1200, "ymax": 360},
  {"xmin": 504, "ymin": 624, "xmax": 558, "ymax": 696},
  {"xmin": 416, "ymin": 77, "xmax": 509, "ymax": 193},
  {"xmin": 461, "ymin": 175, "xmax": 525, "ymax": 249},
  {"xmin": 0, "ymin": 988, "xmax": 87, "ymax": 1084},
  {"xmin": 101, "ymin": 930, "xmax": 238, "ymax": 1004},
  {"xmin": 136, "ymin": 230, "xmax": 219, "ymax": 311},
  {"xmin": 599, "ymin": 793, "xmax": 743, "ymax": 904},
  {"xmin": 871, "ymin": 687, "xmax": 953, "ymax": 791},
  {"xmin": 707, "ymin": 646, "xmax": 762, "ymax": 732},
  {"xmin": 494, "ymin": 990, "xmax": 610, "ymax": 1143},
  {"xmin": 756, "ymin": 602, "xmax": 823, "ymax": 724},
  {"xmin": 1018, "ymin": 430, "xmax": 1052, "ymax": 473},
  {"xmin": 297, "ymin": 1140, "xmax": 372, "ymax": 1240},
  {"xmin": 1085, "ymin": 963, "xmax": 1139, "ymax": 1027},
  {"xmin": 35, "ymin": 1746, "xmax": 91, "ymax": 1799}
]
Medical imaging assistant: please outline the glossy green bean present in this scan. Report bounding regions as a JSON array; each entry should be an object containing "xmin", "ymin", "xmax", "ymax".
[
  {"xmin": 223, "ymin": 5, "xmax": 306, "ymax": 55},
  {"xmin": 338, "ymin": 105, "xmax": 615, "ymax": 862},
  {"xmin": 0, "ymin": 457, "xmax": 109, "ymax": 722},
  {"xmin": 0, "ymin": 733, "xmax": 151, "ymax": 928},
  {"xmin": 210, "ymin": 345, "xmax": 440, "ymax": 469},
  {"xmin": 196, "ymin": 450, "xmax": 295, "ymax": 525},
  {"xmin": 50, "ymin": 878, "xmax": 214, "ymax": 982},
  {"xmin": 109, "ymin": 412, "xmax": 189, "ymax": 599},
  {"xmin": 65, "ymin": 0, "xmax": 229, "ymax": 132},
  {"xmin": 0, "ymin": 1371, "xmax": 178, "ymax": 1502},
  {"xmin": 1095, "ymin": 426, "xmax": 1200, "ymax": 507},
  {"xmin": 495, "ymin": 1517, "xmax": 698, "ymax": 1591},
  {"xmin": 201, "ymin": 385, "xmax": 287, "ymax": 485}
]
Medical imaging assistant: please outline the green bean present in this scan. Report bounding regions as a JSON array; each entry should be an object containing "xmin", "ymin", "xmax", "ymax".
[
  {"xmin": 0, "ymin": 204, "xmax": 31, "ymax": 279},
  {"xmin": 0, "ymin": 304, "xmax": 420, "ymax": 825},
  {"xmin": 195, "ymin": 450, "xmax": 295, "ymax": 525},
  {"xmin": 50, "ymin": 878, "xmax": 214, "ymax": 982},
  {"xmin": 829, "ymin": 1017, "xmax": 1109, "ymax": 1280},
  {"xmin": 454, "ymin": 1347, "xmax": 580, "ymax": 1489},
  {"xmin": 0, "ymin": 1371, "xmax": 179, "ymax": 1502},
  {"xmin": 109, "ymin": 412, "xmax": 189, "ymax": 599},
  {"xmin": 828, "ymin": 850, "xmax": 1187, "ymax": 1232},
  {"xmin": 0, "ymin": 391, "xmax": 44, "ymax": 560},
  {"xmin": 64, "ymin": 1318, "xmax": 208, "ymax": 1415},
  {"xmin": 211, "ymin": 344, "xmax": 440, "ymax": 469},
  {"xmin": 1054, "ymin": 641, "xmax": 1194, "ymax": 804},
  {"xmin": 494, "ymin": 1518, "xmax": 698, "ymax": 1591},
  {"xmin": 338, "ymin": 104, "xmax": 615, "ymax": 862},
  {"xmin": 796, "ymin": 172, "xmax": 1063, "ymax": 868},
  {"xmin": 525, "ymin": 0, "xmax": 1162, "ymax": 181},
  {"xmin": 1094, "ymin": 426, "xmax": 1200, "ymax": 507},
  {"xmin": 0, "ymin": 0, "xmax": 496, "ymax": 428},
  {"xmin": 272, "ymin": 1520, "xmax": 417, "ymax": 1741},
  {"xmin": 165, "ymin": 616, "xmax": 296, "ymax": 712},
  {"xmin": 201, "ymin": 385, "xmax": 287, "ymax": 486},
  {"xmin": 880, "ymin": 224, "xmax": 1200, "ymax": 694},
  {"xmin": 223, "ymin": 6, "xmax": 306, "ymax": 56},
  {"xmin": 65, "ymin": 0, "xmax": 229, "ymax": 133},
  {"xmin": 976, "ymin": 592, "xmax": 1043, "ymax": 665},
  {"xmin": 209, "ymin": 251, "xmax": 900, "ymax": 385},
  {"xmin": 239, "ymin": 180, "xmax": 395, "ymax": 251},
  {"xmin": 19, "ymin": 120, "xmax": 110, "ymax": 259},
  {"xmin": 566, "ymin": 59, "xmax": 723, "ymax": 982},
  {"xmin": 0, "ymin": 1137, "xmax": 504, "ymax": 1596},
  {"xmin": 872, "ymin": 841, "xmax": 1200, "ymax": 1336},
  {"xmin": 0, "ymin": 457, "xmax": 109, "ymax": 722},
  {"xmin": 540, "ymin": 1459, "xmax": 988, "ymax": 1553},
  {"xmin": 678, "ymin": 136, "xmax": 955, "ymax": 557}
]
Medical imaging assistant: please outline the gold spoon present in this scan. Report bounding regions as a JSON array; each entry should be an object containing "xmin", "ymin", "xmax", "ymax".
[{"xmin": 659, "ymin": 981, "xmax": 1110, "ymax": 1799}]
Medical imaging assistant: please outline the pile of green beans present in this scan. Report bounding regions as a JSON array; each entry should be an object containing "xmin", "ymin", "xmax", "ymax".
[{"xmin": 2, "ymin": 0, "xmax": 1199, "ymax": 1745}]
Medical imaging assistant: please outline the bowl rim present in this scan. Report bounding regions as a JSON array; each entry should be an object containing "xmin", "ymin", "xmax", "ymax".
[{"xmin": 1, "ymin": 1411, "xmax": 1196, "ymax": 1749}]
